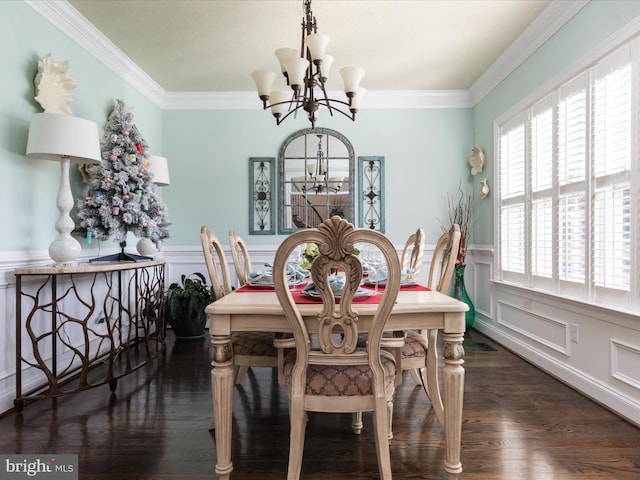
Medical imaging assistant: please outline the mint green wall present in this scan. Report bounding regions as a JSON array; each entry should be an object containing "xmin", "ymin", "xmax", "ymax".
[
  {"xmin": 161, "ymin": 108, "xmax": 473, "ymax": 247},
  {"xmin": 1, "ymin": 2, "xmax": 473, "ymax": 254},
  {"xmin": 8, "ymin": 1, "xmax": 638, "ymax": 254},
  {"xmin": 471, "ymin": 0, "xmax": 640, "ymax": 244},
  {"xmin": 0, "ymin": 1, "xmax": 161, "ymax": 252}
]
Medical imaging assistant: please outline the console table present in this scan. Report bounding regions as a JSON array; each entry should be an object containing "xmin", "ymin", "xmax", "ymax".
[{"xmin": 14, "ymin": 259, "xmax": 166, "ymax": 412}]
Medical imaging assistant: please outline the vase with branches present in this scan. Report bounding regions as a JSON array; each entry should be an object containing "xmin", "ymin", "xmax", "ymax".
[
  {"xmin": 445, "ymin": 188, "xmax": 475, "ymax": 329},
  {"xmin": 446, "ymin": 189, "xmax": 472, "ymax": 265}
]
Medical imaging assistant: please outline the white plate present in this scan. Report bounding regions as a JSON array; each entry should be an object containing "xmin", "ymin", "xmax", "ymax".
[
  {"xmin": 363, "ymin": 277, "xmax": 418, "ymax": 287},
  {"xmin": 302, "ymin": 287, "xmax": 375, "ymax": 302}
]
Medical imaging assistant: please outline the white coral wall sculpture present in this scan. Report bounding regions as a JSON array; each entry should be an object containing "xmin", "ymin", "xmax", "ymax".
[
  {"xmin": 468, "ymin": 146, "xmax": 485, "ymax": 176},
  {"xmin": 34, "ymin": 53, "xmax": 77, "ymax": 115},
  {"xmin": 480, "ymin": 179, "xmax": 490, "ymax": 199}
]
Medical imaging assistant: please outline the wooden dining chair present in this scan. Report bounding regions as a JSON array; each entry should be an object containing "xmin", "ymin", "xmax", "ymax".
[
  {"xmin": 399, "ymin": 227, "xmax": 425, "ymax": 279},
  {"xmin": 200, "ymin": 226, "xmax": 279, "ymax": 391},
  {"xmin": 229, "ymin": 229, "xmax": 252, "ymax": 287},
  {"xmin": 397, "ymin": 223, "xmax": 461, "ymax": 426},
  {"xmin": 273, "ymin": 216, "xmax": 401, "ymax": 480}
]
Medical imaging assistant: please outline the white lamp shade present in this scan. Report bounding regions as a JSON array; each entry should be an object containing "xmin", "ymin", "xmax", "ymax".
[
  {"xmin": 269, "ymin": 91, "xmax": 289, "ymax": 116},
  {"xmin": 26, "ymin": 113, "xmax": 101, "ymax": 164},
  {"xmin": 283, "ymin": 57, "xmax": 310, "ymax": 88},
  {"xmin": 304, "ymin": 34, "xmax": 330, "ymax": 62},
  {"xmin": 251, "ymin": 70, "xmax": 276, "ymax": 98},
  {"xmin": 339, "ymin": 67, "xmax": 366, "ymax": 95},
  {"xmin": 274, "ymin": 48, "xmax": 299, "ymax": 73},
  {"xmin": 320, "ymin": 54, "xmax": 334, "ymax": 81},
  {"xmin": 350, "ymin": 87, "xmax": 366, "ymax": 110},
  {"xmin": 146, "ymin": 155, "xmax": 171, "ymax": 186}
]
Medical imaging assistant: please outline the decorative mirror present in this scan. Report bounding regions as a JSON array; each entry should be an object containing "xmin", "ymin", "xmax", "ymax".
[{"xmin": 278, "ymin": 128, "xmax": 354, "ymax": 234}]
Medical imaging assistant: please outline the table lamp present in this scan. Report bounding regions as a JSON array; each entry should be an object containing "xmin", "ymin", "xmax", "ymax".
[
  {"xmin": 136, "ymin": 154, "xmax": 171, "ymax": 257},
  {"xmin": 146, "ymin": 155, "xmax": 170, "ymax": 186},
  {"xmin": 26, "ymin": 113, "xmax": 101, "ymax": 265}
]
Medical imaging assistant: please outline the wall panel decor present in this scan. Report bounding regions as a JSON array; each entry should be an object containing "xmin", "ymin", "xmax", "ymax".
[
  {"xmin": 249, "ymin": 157, "xmax": 275, "ymax": 235},
  {"xmin": 358, "ymin": 156, "xmax": 385, "ymax": 232}
]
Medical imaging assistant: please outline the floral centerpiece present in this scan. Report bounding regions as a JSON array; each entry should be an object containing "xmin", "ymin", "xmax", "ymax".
[
  {"xmin": 299, "ymin": 242, "xmax": 359, "ymax": 270},
  {"xmin": 301, "ymin": 242, "xmax": 320, "ymax": 270}
]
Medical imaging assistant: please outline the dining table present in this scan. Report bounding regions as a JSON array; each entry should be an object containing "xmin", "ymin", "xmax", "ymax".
[{"xmin": 205, "ymin": 282, "xmax": 468, "ymax": 479}]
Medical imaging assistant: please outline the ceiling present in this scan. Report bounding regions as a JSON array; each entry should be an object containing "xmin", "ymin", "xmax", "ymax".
[{"xmin": 66, "ymin": 0, "xmax": 551, "ymax": 94}]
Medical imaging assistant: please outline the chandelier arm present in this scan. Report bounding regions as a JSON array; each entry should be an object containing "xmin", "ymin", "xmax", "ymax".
[
  {"xmin": 317, "ymin": 81, "xmax": 335, "ymax": 118},
  {"xmin": 272, "ymin": 102, "xmax": 306, "ymax": 125}
]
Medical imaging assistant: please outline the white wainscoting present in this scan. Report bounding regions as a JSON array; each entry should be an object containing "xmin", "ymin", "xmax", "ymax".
[
  {"xmin": 469, "ymin": 246, "xmax": 640, "ymax": 427},
  {"xmin": 3, "ymin": 244, "xmax": 640, "ymax": 427}
]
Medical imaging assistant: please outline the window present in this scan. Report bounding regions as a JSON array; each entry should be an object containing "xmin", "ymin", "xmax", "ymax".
[{"xmin": 497, "ymin": 40, "xmax": 637, "ymax": 310}]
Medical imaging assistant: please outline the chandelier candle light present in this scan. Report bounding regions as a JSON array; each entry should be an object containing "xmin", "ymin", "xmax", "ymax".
[{"xmin": 251, "ymin": 0, "xmax": 366, "ymax": 127}]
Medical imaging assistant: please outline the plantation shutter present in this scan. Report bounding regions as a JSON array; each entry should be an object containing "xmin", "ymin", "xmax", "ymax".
[
  {"xmin": 592, "ymin": 45, "xmax": 632, "ymax": 293},
  {"xmin": 530, "ymin": 96, "xmax": 554, "ymax": 279},
  {"xmin": 499, "ymin": 115, "xmax": 527, "ymax": 279},
  {"xmin": 496, "ymin": 35, "xmax": 638, "ymax": 311},
  {"xmin": 557, "ymin": 74, "xmax": 587, "ymax": 285}
]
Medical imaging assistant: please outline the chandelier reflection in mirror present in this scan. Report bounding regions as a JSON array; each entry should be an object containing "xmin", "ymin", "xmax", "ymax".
[
  {"xmin": 303, "ymin": 135, "xmax": 343, "ymax": 194},
  {"xmin": 251, "ymin": 0, "xmax": 366, "ymax": 128}
]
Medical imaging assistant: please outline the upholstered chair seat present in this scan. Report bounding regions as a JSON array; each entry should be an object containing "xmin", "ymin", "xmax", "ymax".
[
  {"xmin": 232, "ymin": 331, "xmax": 279, "ymax": 357},
  {"xmin": 399, "ymin": 330, "xmax": 428, "ymax": 361},
  {"xmin": 283, "ymin": 349, "xmax": 396, "ymax": 396}
]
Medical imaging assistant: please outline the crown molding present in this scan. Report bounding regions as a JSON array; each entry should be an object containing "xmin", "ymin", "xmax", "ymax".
[
  {"xmin": 28, "ymin": 0, "xmax": 584, "ymax": 111},
  {"xmin": 26, "ymin": 0, "xmax": 166, "ymax": 107},
  {"xmin": 468, "ymin": 0, "xmax": 589, "ymax": 105}
]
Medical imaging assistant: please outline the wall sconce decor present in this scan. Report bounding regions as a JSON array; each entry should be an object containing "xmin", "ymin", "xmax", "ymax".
[{"xmin": 469, "ymin": 146, "xmax": 485, "ymax": 175}]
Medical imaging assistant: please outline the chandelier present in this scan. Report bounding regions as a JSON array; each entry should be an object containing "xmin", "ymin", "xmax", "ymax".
[
  {"xmin": 302, "ymin": 134, "xmax": 342, "ymax": 194},
  {"xmin": 251, "ymin": 0, "xmax": 365, "ymax": 128}
]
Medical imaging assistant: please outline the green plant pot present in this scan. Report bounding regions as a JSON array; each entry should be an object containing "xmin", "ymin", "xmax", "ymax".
[{"xmin": 166, "ymin": 298, "xmax": 207, "ymax": 340}]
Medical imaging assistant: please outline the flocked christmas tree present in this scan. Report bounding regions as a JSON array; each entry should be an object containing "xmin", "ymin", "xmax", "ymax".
[{"xmin": 75, "ymin": 99, "xmax": 170, "ymax": 261}]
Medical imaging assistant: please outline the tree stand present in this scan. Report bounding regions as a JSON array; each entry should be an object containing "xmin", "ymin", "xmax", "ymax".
[{"xmin": 90, "ymin": 241, "xmax": 152, "ymax": 263}]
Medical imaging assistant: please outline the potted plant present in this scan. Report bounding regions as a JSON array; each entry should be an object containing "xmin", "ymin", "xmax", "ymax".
[{"xmin": 165, "ymin": 272, "xmax": 215, "ymax": 340}]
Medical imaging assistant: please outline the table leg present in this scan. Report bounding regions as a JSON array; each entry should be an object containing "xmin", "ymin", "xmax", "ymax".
[
  {"xmin": 211, "ymin": 334, "xmax": 234, "ymax": 479},
  {"xmin": 442, "ymin": 330, "xmax": 465, "ymax": 479}
]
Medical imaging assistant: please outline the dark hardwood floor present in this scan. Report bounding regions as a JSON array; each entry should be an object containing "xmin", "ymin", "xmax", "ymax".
[{"xmin": 2, "ymin": 329, "xmax": 639, "ymax": 479}]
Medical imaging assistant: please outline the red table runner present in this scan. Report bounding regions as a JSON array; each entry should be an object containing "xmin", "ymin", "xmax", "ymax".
[{"xmin": 235, "ymin": 283, "xmax": 429, "ymax": 304}]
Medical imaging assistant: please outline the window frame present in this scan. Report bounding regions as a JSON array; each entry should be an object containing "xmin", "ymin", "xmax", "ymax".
[{"xmin": 494, "ymin": 37, "xmax": 639, "ymax": 312}]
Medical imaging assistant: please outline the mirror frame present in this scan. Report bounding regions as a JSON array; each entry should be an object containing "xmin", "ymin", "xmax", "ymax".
[{"xmin": 277, "ymin": 128, "xmax": 355, "ymax": 234}]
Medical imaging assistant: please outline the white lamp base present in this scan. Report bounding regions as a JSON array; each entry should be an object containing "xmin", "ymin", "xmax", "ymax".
[
  {"xmin": 50, "ymin": 157, "xmax": 82, "ymax": 265},
  {"xmin": 136, "ymin": 237, "xmax": 157, "ymax": 257}
]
